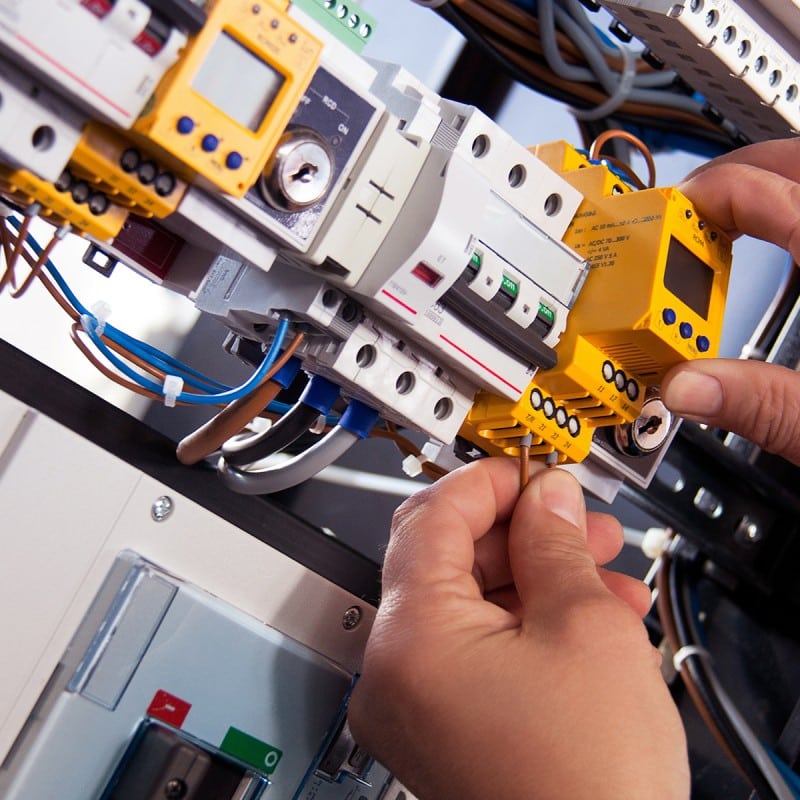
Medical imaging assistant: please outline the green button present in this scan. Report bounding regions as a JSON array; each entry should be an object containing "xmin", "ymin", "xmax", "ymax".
[
  {"xmin": 470, "ymin": 251, "xmax": 482, "ymax": 268},
  {"xmin": 220, "ymin": 727, "xmax": 283, "ymax": 774},
  {"xmin": 501, "ymin": 274, "xmax": 519, "ymax": 297},
  {"xmin": 538, "ymin": 303, "xmax": 555, "ymax": 324}
]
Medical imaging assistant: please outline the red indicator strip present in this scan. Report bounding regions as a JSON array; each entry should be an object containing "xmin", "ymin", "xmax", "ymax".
[
  {"xmin": 440, "ymin": 335, "xmax": 522, "ymax": 394},
  {"xmin": 381, "ymin": 289, "xmax": 417, "ymax": 315},
  {"xmin": 220, "ymin": 727, "xmax": 283, "ymax": 775},
  {"xmin": 146, "ymin": 689, "xmax": 191, "ymax": 728},
  {"xmin": 16, "ymin": 33, "xmax": 132, "ymax": 118}
]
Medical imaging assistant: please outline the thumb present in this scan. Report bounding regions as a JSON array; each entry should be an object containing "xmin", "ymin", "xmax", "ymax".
[
  {"xmin": 509, "ymin": 469, "xmax": 605, "ymax": 620},
  {"xmin": 662, "ymin": 359, "xmax": 800, "ymax": 465}
]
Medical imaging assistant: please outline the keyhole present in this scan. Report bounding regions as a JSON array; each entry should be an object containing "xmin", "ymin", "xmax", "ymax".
[
  {"xmin": 638, "ymin": 415, "xmax": 662, "ymax": 437},
  {"xmin": 292, "ymin": 163, "xmax": 318, "ymax": 183}
]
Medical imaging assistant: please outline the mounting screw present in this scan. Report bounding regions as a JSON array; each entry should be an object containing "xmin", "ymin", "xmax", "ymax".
[
  {"xmin": 164, "ymin": 778, "xmax": 187, "ymax": 798},
  {"xmin": 151, "ymin": 496, "xmax": 174, "ymax": 522},
  {"xmin": 342, "ymin": 606, "xmax": 363, "ymax": 630}
]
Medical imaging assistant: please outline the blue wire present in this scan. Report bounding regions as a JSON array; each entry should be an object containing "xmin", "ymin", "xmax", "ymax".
[
  {"xmin": 11, "ymin": 218, "xmax": 235, "ymax": 393},
  {"xmin": 765, "ymin": 746, "xmax": 800, "ymax": 799},
  {"xmin": 81, "ymin": 313, "xmax": 290, "ymax": 405},
  {"xmin": 10, "ymin": 217, "xmax": 289, "ymax": 404}
]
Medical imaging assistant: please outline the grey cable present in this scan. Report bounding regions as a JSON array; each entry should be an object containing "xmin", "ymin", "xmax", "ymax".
[{"xmin": 216, "ymin": 425, "xmax": 359, "ymax": 495}]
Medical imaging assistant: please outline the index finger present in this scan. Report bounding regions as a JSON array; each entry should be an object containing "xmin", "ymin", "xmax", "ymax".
[
  {"xmin": 383, "ymin": 458, "xmax": 524, "ymax": 596},
  {"xmin": 678, "ymin": 143, "xmax": 800, "ymax": 261}
]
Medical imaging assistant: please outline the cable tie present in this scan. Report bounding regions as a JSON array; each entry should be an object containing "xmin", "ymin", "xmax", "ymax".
[
  {"xmin": 672, "ymin": 644, "xmax": 711, "ymax": 673},
  {"xmin": 91, "ymin": 300, "xmax": 112, "ymax": 337},
  {"xmin": 162, "ymin": 375, "xmax": 184, "ymax": 408},
  {"xmin": 402, "ymin": 453, "xmax": 429, "ymax": 478},
  {"xmin": 79, "ymin": 312, "xmax": 95, "ymax": 334},
  {"xmin": 309, "ymin": 414, "xmax": 327, "ymax": 435}
]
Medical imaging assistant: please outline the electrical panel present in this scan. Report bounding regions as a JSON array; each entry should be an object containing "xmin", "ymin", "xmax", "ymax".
[{"xmin": 0, "ymin": 1, "xmax": 737, "ymax": 486}]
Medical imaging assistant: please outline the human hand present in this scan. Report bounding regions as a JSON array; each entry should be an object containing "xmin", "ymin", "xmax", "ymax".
[
  {"xmin": 662, "ymin": 138, "xmax": 800, "ymax": 464},
  {"xmin": 348, "ymin": 459, "xmax": 688, "ymax": 800}
]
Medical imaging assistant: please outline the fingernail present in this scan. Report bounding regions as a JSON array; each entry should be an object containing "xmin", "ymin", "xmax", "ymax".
[
  {"xmin": 538, "ymin": 469, "xmax": 583, "ymax": 526},
  {"xmin": 663, "ymin": 371, "xmax": 723, "ymax": 419}
]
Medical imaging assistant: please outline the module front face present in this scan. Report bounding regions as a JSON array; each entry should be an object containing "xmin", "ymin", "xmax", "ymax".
[
  {"xmin": 132, "ymin": 0, "xmax": 322, "ymax": 196},
  {"xmin": 458, "ymin": 142, "xmax": 732, "ymax": 468}
]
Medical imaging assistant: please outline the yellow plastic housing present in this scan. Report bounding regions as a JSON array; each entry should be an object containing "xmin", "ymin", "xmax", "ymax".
[
  {"xmin": 460, "ymin": 140, "xmax": 732, "ymax": 465},
  {"xmin": 70, "ymin": 124, "xmax": 188, "ymax": 219},
  {"xmin": 0, "ymin": 166, "xmax": 127, "ymax": 241},
  {"xmin": 132, "ymin": 0, "xmax": 322, "ymax": 197}
]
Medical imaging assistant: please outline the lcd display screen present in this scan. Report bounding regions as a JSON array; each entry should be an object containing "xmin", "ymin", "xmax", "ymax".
[
  {"xmin": 663, "ymin": 237, "xmax": 714, "ymax": 320},
  {"xmin": 192, "ymin": 32, "xmax": 284, "ymax": 132}
]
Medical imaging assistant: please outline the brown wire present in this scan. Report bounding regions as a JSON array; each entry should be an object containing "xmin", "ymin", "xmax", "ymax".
[
  {"xmin": 11, "ymin": 229, "xmax": 63, "ymax": 298},
  {"xmin": 0, "ymin": 221, "xmax": 16, "ymax": 291},
  {"xmin": 175, "ymin": 331, "xmax": 305, "ymax": 465},
  {"xmin": 654, "ymin": 554, "xmax": 745, "ymax": 775},
  {"xmin": 519, "ymin": 442, "xmax": 530, "ymax": 491},
  {"xmin": 590, "ymin": 129, "xmax": 657, "ymax": 188},
  {"xmin": 373, "ymin": 423, "xmax": 448, "ymax": 481}
]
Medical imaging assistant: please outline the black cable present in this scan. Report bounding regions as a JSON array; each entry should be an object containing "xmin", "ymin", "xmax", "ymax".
[
  {"xmin": 221, "ymin": 402, "xmax": 321, "ymax": 467},
  {"xmin": 670, "ymin": 557, "xmax": 780, "ymax": 800}
]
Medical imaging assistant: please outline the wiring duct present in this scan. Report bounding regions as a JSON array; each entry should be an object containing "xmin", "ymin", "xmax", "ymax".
[{"xmin": 656, "ymin": 551, "xmax": 795, "ymax": 800}]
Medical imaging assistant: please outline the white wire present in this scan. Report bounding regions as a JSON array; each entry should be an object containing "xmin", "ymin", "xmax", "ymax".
[{"xmin": 573, "ymin": 42, "xmax": 636, "ymax": 120}]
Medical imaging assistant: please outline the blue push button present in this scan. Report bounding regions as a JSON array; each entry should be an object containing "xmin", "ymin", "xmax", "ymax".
[
  {"xmin": 679, "ymin": 322, "xmax": 693, "ymax": 339},
  {"xmin": 201, "ymin": 134, "xmax": 219, "ymax": 152},
  {"xmin": 225, "ymin": 151, "xmax": 243, "ymax": 170},
  {"xmin": 696, "ymin": 335, "xmax": 710, "ymax": 352},
  {"xmin": 177, "ymin": 116, "xmax": 194, "ymax": 134},
  {"xmin": 662, "ymin": 308, "xmax": 676, "ymax": 325}
]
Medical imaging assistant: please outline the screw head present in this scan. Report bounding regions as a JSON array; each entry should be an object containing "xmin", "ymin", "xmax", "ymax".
[
  {"xmin": 342, "ymin": 606, "xmax": 362, "ymax": 630},
  {"xmin": 151, "ymin": 496, "xmax": 174, "ymax": 522},
  {"xmin": 164, "ymin": 778, "xmax": 187, "ymax": 798}
]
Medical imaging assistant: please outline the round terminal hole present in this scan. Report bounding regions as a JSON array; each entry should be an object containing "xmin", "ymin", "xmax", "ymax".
[
  {"xmin": 31, "ymin": 125, "xmax": 55, "ymax": 152},
  {"xmin": 347, "ymin": 12, "xmax": 359, "ymax": 27},
  {"xmin": 356, "ymin": 344, "xmax": 376, "ymax": 368},
  {"xmin": 769, "ymin": 69, "xmax": 782, "ymax": 87},
  {"xmin": 321, "ymin": 289, "xmax": 338, "ymax": 308},
  {"xmin": 336, "ymin": 4, "xmax": 347, "ymax": 19},
  {"xmin": 508, "ymin": 164, "xmax": 526, "ymax": 188},
  {"xmin": 544, "ymin": 193, "xmax": 562, "ymax": 216},
  {"xmin": 472, "ymin": 134, "xmax": 490, "ymax": 158},
  {"xmin": 738, "ymin": 39, "xmax": 751, "ymax": 58},
  {"xmin": 689, "ymin": 0, "xmax": 702, "ymax": 11},
  {"xmin": 722, "ymin": 25, "xmax": 736, "ymax": 44},
  {"xmin": 704, "ymin": 9, "xmax": 718, "ymax": 27},
  {"xmin": 786, "ymin": 84, "xmax": 798, "ymax": 102},
  {"xmin": 754, "ymin": 55, "xmax": 768, "ymax": 73},
  {"xmin": 434, "ymin": 397, "xmax": 453, "ymax": 420},
  {"xmin": 396, "ymin": 372, "xmax": 415, "ymax": 395},
  {"xmin": 359, "ymin": 22, "xmax": 372, "ymax": 37}
]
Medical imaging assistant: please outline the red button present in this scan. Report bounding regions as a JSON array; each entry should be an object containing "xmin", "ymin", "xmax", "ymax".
[{"xmin": 147, "ymin": 690, "xmax": 191, "ymax": 728}]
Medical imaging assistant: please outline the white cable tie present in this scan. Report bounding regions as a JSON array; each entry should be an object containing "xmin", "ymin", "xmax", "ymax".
[
  {"xmin": 641, "ymin": 526, "xmax": 671, "ymax": 559},
  {"xmin": 162, "ymin": 375, "xmax": 184, "ymax": 408},
  {"xmin": 91, "ymin": 300, "xmax": 112, "ymax": 337},
  {"xmin": 309, "ymin": 413, "xmax": 327, "ymax": 435},
  {"xmin": 402, "ymin": 454, "xmax": 427, "ymax": 478},
  {"xmin": 573, "ymin": 43, "xmax": 636, "ymax": 121},
  {"xmin": 79, "ymin": 312, "xmax": 95, "ymax": 334},
  {"xmin": 672, "ymin": 644, "xmax": 711, "ymax": 673}
]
